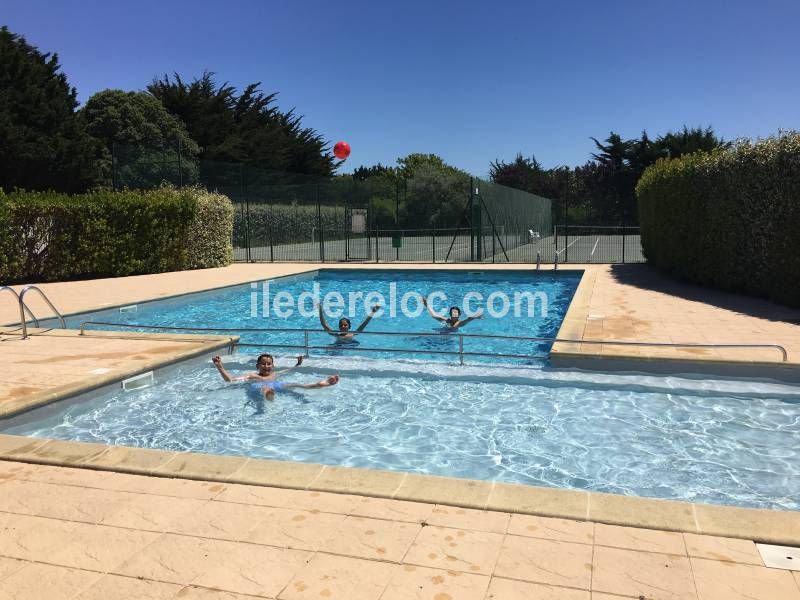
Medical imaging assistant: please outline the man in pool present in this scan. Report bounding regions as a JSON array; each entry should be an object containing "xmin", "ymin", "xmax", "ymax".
[
  {"xmin": 211, "ymin": 354, "xmax": 339, "ymax": 400},
  {"xmin": 317, "ymin": 302, "xmax": 381, "ymax": 342},
  {"xmin": 422, "ymin": 296, "xmax": 483, "ymax": 330}
]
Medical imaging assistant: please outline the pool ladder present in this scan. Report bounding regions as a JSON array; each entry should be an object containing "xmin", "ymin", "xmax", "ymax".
[{"xmin": 0, "ymin": 285, "xmax": 67, "ymax": 339}]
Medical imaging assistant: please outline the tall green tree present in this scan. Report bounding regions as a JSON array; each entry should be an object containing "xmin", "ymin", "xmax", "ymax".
[
  {"xmin": 81, "ymin": 89, "xmax": 200, "ymax": 186},
  {"xmin": 0, "ymin": 26, "xmax": 100, "ymax": 192},
  {"xmin": 148, "ymin": 72, "xmax": 335, "ymax": 176}
]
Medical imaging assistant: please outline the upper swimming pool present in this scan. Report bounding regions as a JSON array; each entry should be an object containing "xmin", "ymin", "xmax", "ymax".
[{"xmin": 67, "ymin": 269, "xmax": 583, "ymax": 363}]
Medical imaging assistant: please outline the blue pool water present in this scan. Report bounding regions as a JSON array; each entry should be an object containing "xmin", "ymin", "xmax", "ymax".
[
  {"xmin": 69, "ymin": 269, "xmax": 582, "ymax": 363},
  {"xmin": 4, "ymin": 356, "xmax": 799, "ymax": 510}
]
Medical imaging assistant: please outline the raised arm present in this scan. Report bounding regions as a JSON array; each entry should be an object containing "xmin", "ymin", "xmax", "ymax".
[
  {"xmin": 212, "ymin": 356, "xmax": 240, "ymax": 382},
  {"xmin": 275, "ymin": 355, "xmax": 304, "ymax": 375},
  {"xmin": 317, "ymin": 302, "xmax": 334, "ymax": 333},
  {"xmin": 453, "ymin": 311, "xmax": 483, "ymax": 329},
  {"xmin": 355, "ymin": 305, "xmax": 381, "ymax": 333},
  {"xmin": 422, "ymin": 296, "xmax": 447, "ymax": 323}
]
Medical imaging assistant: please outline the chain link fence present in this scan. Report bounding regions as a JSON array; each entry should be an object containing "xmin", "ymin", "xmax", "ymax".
[{"xmin": 113, "ymin": 143, "xmax": 642, "ymax": 263}]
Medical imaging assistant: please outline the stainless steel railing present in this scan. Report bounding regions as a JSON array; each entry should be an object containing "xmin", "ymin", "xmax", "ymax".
[
  {"xmin": 6, "ymin": 286, "xmax": 68, "ymax": 339},
  {"xmin": 76, "ymin": 322, "xmax": 789, "ymax": 363},
  {"xmin": 0, "ymin": 286, "xmax": 34, "ymax": 336}
]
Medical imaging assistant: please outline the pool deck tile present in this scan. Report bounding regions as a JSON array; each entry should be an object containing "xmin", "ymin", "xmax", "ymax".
[
  {"xmin": 0, "ymin": 462, "xmax": 797, "ymax": 600},
  {"xmin": 591, "ymin": 546, "xmax": 697, "ymax": 600},
  {"xmin": 494, "ymin": 534, "xmax": 594, "ymax": 589},
  {"xmin": 682, "ymin": 532, "xmax": 764, "ymax": 565},
  {"xmin": 154, "ymin": 451, "xmax": 249, "ymax": 482},
  {"xmin": 487, "ymin": 578, "xmax": 590, "ymax": 600},
  {"xmin": 506, "ymin": 514, "xmax": 594, "ymax": 544},
  {"xmin": 690, "ymin": 558, "xmax": 800, "ymax": 600},
  {"xmin": 227, "ymin": 457, "xmax": 325, "ymax": 489}
]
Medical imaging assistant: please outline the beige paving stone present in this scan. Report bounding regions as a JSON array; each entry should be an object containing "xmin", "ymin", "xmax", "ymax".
[
  {"xmin": 0, "ymin": 461, "xmax": 123, "ymax": 488},
  {"xmin": 506, "ymin": 514, "xmax": 593, "ymax": 544},
  {"xmin": 155, "ymin": 452, "xmax": 248, "ymax": 481},
  {"xmin": 395, "ymin": 473, "xmax": 492, "ymax": 509},
  {"xmin": 101, "ymin": 471, "xmax": 227, "ymax": 500},
  {"xmin": 591, "ymin": 546, "xmax": 696, "ymax": 600},
  {"xmin": 425, "ymin": 504, "xmax": 510, "ymax": 534},
  {"xmin": 594, "ymin": 523, "xmax": 686, "ymax": 555},
  {"xmin": 310, "ymin": 465, "xmax": 406, "ymax": 498},
  {"xmin": 0, "ymin": 460, "xmax": 29, "ymax": 481},
  {"xmin": 691, "ymin": 558, "xmax": 800, "ymax": 600},
  {"xmin": 588, "ymin": 492, "xmax": 697, "ymax": 532},
  {"xmin": 48, "ymin": 521, "xmax": 160, "ymax": 572},
  {"xmin": 0, "ymin": 556, "xmax": 28, "ymax": 582},
  {"xmin": 0, "ymin": 434, "xmax": 49, "ymax": 459},
  {"xmin": 794, "ymin": 571, "xmax": 800, "ymax": 590},
  {"xmin": 174, "ymin": 587, "xmax": 270, "ymax": 599},
  {"xmin": 494, "ymin": 535, "xmax": 593, "ymax": 589},
  {"xmin": 164, "ymin": 499, "xmax": 275, "ymax": 541},
  {"xmin": 216, "ymin": 484, "xmax": 359, "ymax": 514},
  {"xmin": 76, "ymin": 575, "xmax": 182, "ymax": 599},
  {"xmin": 0, "ymin": 512, "xmax": 79, "ymax": 561},
  {"xmin": 242, "ymin": 507, "xmax": 347, "ymax": 551},
  {"xmin": 85, "ymin": 445, "xmax": 177, "ymax": 473},
  {"xmin": 350, "ymin": 496, "xmax": 434, "ymax": 523},
  {"xmin": 278, "ymin": 552, "xmax": 397, "ymax": 600},
  {"xmin": 683, "ymin": 533, "xmax": 763, "ymax": 565},
  {"xmin": 320, "ymin": 515, "xmax": 421, "ymax": 562},
  {"xmin": 381, "ymin": 564, "xmax": 490, "ymax": 600},
  {"xmin": 486, "ymin": 578, "xmax": 590, "ymax": 600},
  {"xmin": 488, "ymin": 482, "xmax": 588, "ymax": 519},
  {"xmin": 100, "ymin": 491, "xmax": 210, "ymax": 532},
  {"xmin": 229, "ymin": 457, "xmax": 325, "ymax": 489},
  {"xmin": 23, "ymin": 438, "xmax": 111, "ymax": 466},
  {"xmin": 192, "ymin": 543, "xmax": 311, "ymax": 597},
  {"xmin": 694, "ymin": 503, "xmax": 800, "ymax": 546},
  {"xmin": 404, "ymin": 525, "xmax": 504, "ymax": 575},
  {"xmin": 0, "ymin": 563, "xmax": 103, "ymax": 599},
  {"xmin": 0, "ymin": 478, "xmax": 128, "ymax": 524}
]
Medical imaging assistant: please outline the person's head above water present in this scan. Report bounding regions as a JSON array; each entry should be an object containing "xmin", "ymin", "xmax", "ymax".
[
  {"xmin": 338, "ymin": 317, "xmax": 352, "ymax": 331},
  {"xmin": 447, "ymin": 306, "xmax": 461, "ymax": 325},
  {"xmin": 255, "ymin": 353, "xmax": 274, "ymax": 374}
]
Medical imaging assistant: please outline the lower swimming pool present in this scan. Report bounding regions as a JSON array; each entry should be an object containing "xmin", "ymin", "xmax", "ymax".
[{"xmin": 4, "ymin": 355, "xmax": 799, "ymax": 510}]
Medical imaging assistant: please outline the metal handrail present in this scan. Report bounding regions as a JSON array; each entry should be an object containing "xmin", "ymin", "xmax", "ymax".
[
  {"xmin": 18, "ymin": 286, "xmax": 66, "ymax": 339},
  {"xmin": 76, "ymin": 322, "xmax": 789, "ymax": 363},
  {"xmin": 0, "ymin": 286, "xmax": 36, "ymax": 338}
]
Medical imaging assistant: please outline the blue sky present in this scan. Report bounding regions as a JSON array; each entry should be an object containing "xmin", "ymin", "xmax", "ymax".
[{"xmin": 4, "ymin": 0, "xmax": 799, "ymax": 175}]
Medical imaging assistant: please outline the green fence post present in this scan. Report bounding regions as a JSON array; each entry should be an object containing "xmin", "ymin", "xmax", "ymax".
[{"xmin": 317, "ymin": 185, "xmax": 324, "ymax": 262}]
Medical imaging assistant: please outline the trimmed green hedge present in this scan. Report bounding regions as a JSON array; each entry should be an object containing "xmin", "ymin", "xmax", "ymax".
[
  {"xmin": 637, "ymin": 132, "xmax": 800, "ymax": 306},
  {"xmin": 0, "ymin": 186, "xmax": 233, "ymax": 283}
]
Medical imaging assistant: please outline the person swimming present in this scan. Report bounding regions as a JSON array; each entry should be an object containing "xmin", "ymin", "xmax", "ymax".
[
  {"xmin": 211, "ymin": 353, "xmax": 339, "ymax": 400},
  {"xmin": 422, "ymin": 296, "xmax": 483, "ymax": 330},
  {"xmin": 318, "ymin": 302, "xmax": 381, "ymax": 343}
]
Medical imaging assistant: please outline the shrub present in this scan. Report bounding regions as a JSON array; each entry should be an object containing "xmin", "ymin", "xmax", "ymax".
[
  {"xmin": 0, "ymin": 186, "xmax": 233, "ymax": 283},
  {"xmin": 637, "ymin": 132, "xmax": 800, "ymax": 306}
]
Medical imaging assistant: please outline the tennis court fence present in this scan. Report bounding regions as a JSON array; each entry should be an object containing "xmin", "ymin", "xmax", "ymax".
[{"xmin": 113, "ymin": 143, "xmax": 643, "ymax": 264}]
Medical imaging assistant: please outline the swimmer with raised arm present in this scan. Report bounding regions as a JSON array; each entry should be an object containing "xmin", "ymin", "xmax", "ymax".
[
  {"xmin": 212, "ymin": 354, "xmax": 339, "ymax": 400},
  {"xmin": 318, "ymin": 303, "xmax": 381, "ymax": 342},
  {"xmin": 422, "ymin": 296, "xmax": 483, "ymax": 330}
]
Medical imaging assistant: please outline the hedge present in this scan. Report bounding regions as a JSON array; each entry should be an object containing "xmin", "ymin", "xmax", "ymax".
[
  {"xmin": 636, "ymin": 132, "xmax": 800, "ymax": 306},
  {"xmin": 0, "ymin": 186, "xmax": 233, "ymax": 283}
]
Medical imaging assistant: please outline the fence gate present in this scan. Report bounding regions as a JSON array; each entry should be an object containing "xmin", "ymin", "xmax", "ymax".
[{"xmin": 345, "ymin": 205, "xmax": 370, "ymax": 261}]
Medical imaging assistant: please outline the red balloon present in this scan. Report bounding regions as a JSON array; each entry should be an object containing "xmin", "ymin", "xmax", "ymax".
[{"xmin": 333, "ymin": 140, "xmax": 351, "ymax": 160}]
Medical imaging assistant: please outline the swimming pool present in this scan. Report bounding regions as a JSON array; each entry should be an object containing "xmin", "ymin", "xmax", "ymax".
[
  {"xmin": 66, "ymin": 269, "xmax": 582, "ymax": 363},
  {"xmin": 4, "ymin": 355, "xmax": 799, "ymax": 510}
]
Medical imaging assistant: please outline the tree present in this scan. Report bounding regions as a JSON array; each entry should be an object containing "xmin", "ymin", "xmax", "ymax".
[
  {"xmin": 0, "ymin": 26, "xmax": 100, "ymax": 192},
  {"xmin": 81, "ymin": 89, "xmax": 200, "ymax": 186},
  {"xmin": 148, "ymin": 72, "xmax": 335, "ymax": 176},
  {"xmin": 656, "ymin": 126, "xmax": 726, "ymax": 159}
]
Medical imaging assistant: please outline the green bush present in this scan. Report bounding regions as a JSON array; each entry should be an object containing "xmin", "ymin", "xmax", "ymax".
[
  {"xmin": 637, "ymin": 132, "xmax": 800, "ymax": 306},
  {"xmin": 0, "ymin": 186, "xmax": 233, "ymax": 283}
]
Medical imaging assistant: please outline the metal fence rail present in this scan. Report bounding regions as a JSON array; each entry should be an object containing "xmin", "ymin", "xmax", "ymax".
[{"xmin": 76, "ymin": 322, "xmax": 789, "ymax": 364}]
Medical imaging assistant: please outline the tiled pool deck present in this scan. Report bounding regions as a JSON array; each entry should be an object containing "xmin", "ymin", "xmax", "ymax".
[
  {"xmin": 2, "ymin": 263, "xmax": 800, "ymax": 598},
  {"xmin": 1, "ymin": 459, "xmax": 799, "ymax": 600}
]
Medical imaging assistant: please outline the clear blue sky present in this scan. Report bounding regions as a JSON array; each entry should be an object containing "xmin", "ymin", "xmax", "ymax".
[{"xmin": 4, "ymin": 0, "xmax": 799, "ymax": 175}]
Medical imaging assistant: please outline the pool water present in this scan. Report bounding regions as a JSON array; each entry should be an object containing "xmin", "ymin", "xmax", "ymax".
[
  {"xmin": 5, "ymin": 356, "xmax": 799, "ymax": 510},
  {"xmin": 69, "ymin": 269, "xmax": 582, "ymax": 363}
]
